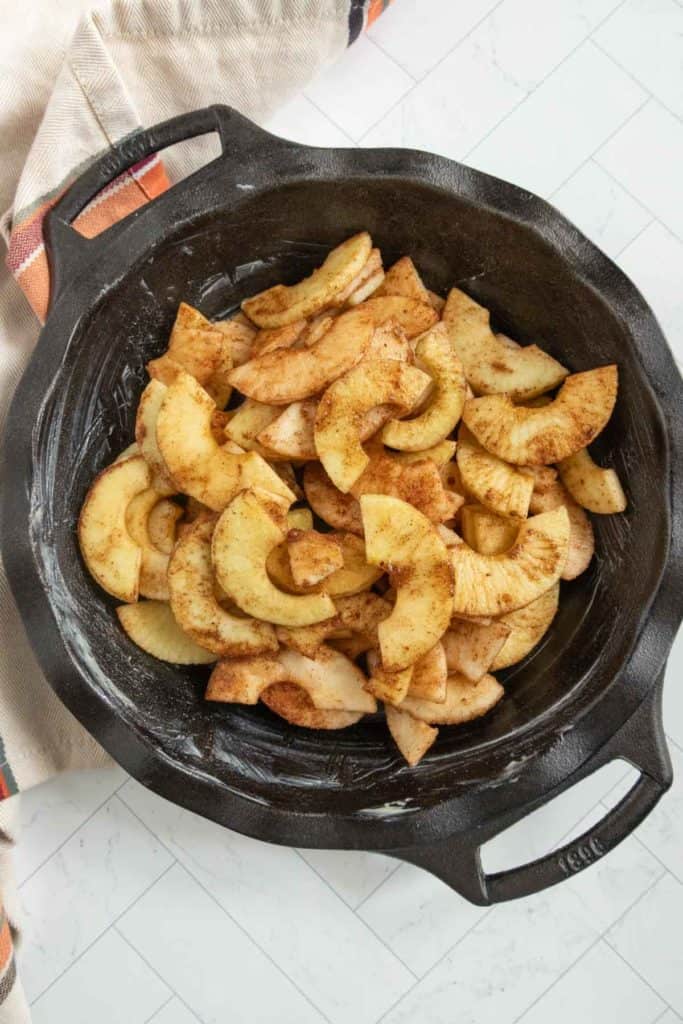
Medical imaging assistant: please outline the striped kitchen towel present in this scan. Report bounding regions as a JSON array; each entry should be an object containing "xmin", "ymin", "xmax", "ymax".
[{"xmin": 0, "ymin": 1, "xmax": 392, "ymax": 1018}]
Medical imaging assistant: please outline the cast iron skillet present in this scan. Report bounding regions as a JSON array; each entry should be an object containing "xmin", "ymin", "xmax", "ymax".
[{"xmin": 3, "ymin": 106, "xmax": 682, "ymax": 905}]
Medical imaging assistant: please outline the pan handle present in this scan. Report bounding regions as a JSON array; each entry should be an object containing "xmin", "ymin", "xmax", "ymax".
[
  {"xmin": 43, "ymin": 104, "xmax": 270, "ymax": 305},
  {"xmin": 390, "ymin": 670, "xmax": 671, "ymax": 905}
]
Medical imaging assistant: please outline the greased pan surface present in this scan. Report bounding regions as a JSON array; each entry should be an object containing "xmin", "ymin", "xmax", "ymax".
[{"xmin": 3, "ymin": 107, "xmax": 682, "ymax": 902}]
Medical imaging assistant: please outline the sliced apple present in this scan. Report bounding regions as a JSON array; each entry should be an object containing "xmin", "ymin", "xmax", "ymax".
[
  {"xmin": 229, "ymin": 306, "xmax": 374, "ymax": 404},
  {"xmin": 351, "ymin": 445, "xmax": 459, "ymax": 523},
  {"xmin": 267, "ymin": 531, "xmax": 382, "ymax": 597},
  {"xmin": 302, "ymin": 313, "xmax": 336, "ymax": 346},
  {"xmin": 78, "ymin": 454, "xmax": 150, "ymax": 602},
  {"xmin": 168, "ymin": 518, "xmax": 277, "ymax": 655},
  {"xmin": 362, "ymin": 495, "xmax": 454, "ymax": 670},
  {"xmin": 376, "ymin": 256, "xmax": 431, "ymax": 304},
  {"xmin": 135, "ymin": 380, "xmax": 176, "ymax": 493},
  {"xmin": 224, "ymin": 398, "xmax": 280, "ymax": 454},
  {"xmin": 364, "ymin": 319, "xmax": 414, "ymax": 363},
  {"xmin": 529, "ymin": 477, "xmax": 594, "ymax": 580},
  {"xmin": 213, "ymin": 317, "xmax": 256, "ymax": 366},
  {"xmin": 287, "ymin": 530, "xmax": 344, "ymax": 588},
  {"xmin": 401, "ymin": 673, "xmax": 504, "ymax": 725},
  {"xmin": 257, "ymin": 400, "xmax": 318, "ymax": 460},
  {"xmin": 156, "ymin": 371, "xmax": 293, "ymax": 510},
  {"xmin": 212, "ymin": 489, "xmax": 335, "ymax": 627},
  {"xmin": 406, "ymin": 642, "xmax": 448, "ymax": 703},
  {"xmin": 242, "ymin": 232, "xmax": 372, "ymax": 326},
  {"xmin": 277, "ymin": 591, "xmax": 392, "ymax": 658},
  {"xmin": 463, "ymin": 365, "xmax": 618, "ymax": 465},
  {"xmin": 443, "ymin": 619, "xmax": 511, "ymax": 682},
  {"xmin": 456, "ymin": 426, "xmax": 533, "ymax": 520},
  {"xmin": 262, "ymin": 683, "xmax": 364, "ymax": 729},
  {"xmin": 558, "ymin": 448, "xmax": 627, "ymax": 514},
  {"xmin": 389, "ymin": 440, "xmax": 456, "ymax": 468},
  {"xmin": 460, "ymin": 504, "xmax": 519, "ymax": 555},
  {"xmin": 491, "ymin": 583, "xmax": 560, "ymax": 670},
  {"xmin": 451, "ymin": 507, "xmax": 570, "ymax": 616},
  {"xmin": 147, "ymin": 499, "xmax": 183, "ymax": 554},
  {"xmin": 336, "ymin": 247, "xmax": 384, "ymax": 306},
  {"xmin": 125, "ymin": 489, "xmax": 174, "ymax": 600},
  {"xmin": 365, "ymin": 650, "xmax": 414, "ymax": 705},
  {"xmin": 303, "ymin": 463, "xmax": 363, "ymax": 534},
  {"xmin": 381, "ymin": 324, "xmax": 466, "ymax": 451},
  {"xmin": 360, "ymin": 296, "xmax": 438, "ymax": 338},
  {"xmin": 385, "ymin": 705, "xmax": 438, "ymax": 766},
  {"xmin": 117, "ymin": 601, "xmax": 217, "ymax": 664},
  {"xmin": 251, "ymin": 319, "xmax": 307, "ymax": 357},
  {"xmin": 315, "ymin": 359, "xmax": 431, "ymax": 492},
  {"xmin": 443, "ymin": 287, "xmax": 569, "ymax": 399},
  {"xmin": 427, "ymin": 291, "xmax": 445, "ymax": 313},
  {"xmin": 147, "ymin": 302, "xmax": 224, "ymax": 387},
  {"xmin": 205, "ymin": 645, "xmax": 376, "ymax": 712},
  {"xmin": 287, "ymin": 507, "xmax": 314, "ymax": 531},
  {"xmin": 114, "ymin": 442, "xmax": 139, "ymax": 462}
]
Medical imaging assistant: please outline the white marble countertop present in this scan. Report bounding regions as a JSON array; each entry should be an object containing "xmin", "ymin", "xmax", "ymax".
[{"xmin": 15, "ymin": 1, "xmax": 683, "ymax": 1022}]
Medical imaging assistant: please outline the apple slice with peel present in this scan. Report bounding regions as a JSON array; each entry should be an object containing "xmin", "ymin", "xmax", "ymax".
[
  {"xmin": 381, "ymin": 324, "xmax": 467, "ymax": 451},
  {"xmin": 558, "ymin": 447, "xmax": 627, "ymax": 514},
  {"xmin": 168, "ymin": 518, "xmax": 277, "ymax": 656},
  {"xmin": 443, "ymin": 287, "xmax": 568, "ymax": 399},
  {"xmin": 156, "ymin": 371, "xmax": 293, "ymax": 510},
  {"xmin": 336, "ymin": 247, "xmax": 384, "ymax": 306},
  {"xmin": 229, "ymin": 306, "xmax": 374, "ymax": 404},
  {"xmin": 463, "ymin": 365, "xmax": 618, "ymax": 465},
  {"xmin": 401, "ymin": 672, "xmax": 504, "ymax": 725},
  {"xmin": 451, "ymin": 507, "xmax": 570, "ymax": 616},
  {"xmin": 205, "ymin": 645, "xmax": 376, "ymax": 712},
  {"xmin": 456, "ymin": 426, "xmax": 533, "ymax": 520},
  {"xmin": 491, "ymin": 583, "xmax": 560, "ymax": 670},
  {"xmin": 242, "ymin": 232, "xmax": 372, "ymax": 327},
  {"xmin": 443, "ymin": 619, "xmax": 511, "ymax": 682},
  {"xmin": 261, "ymin": 683, "xmax": 364, "ymax": 729},
  {"xmin": 78, "ymin": 454, "xmax": 150, "ymax": 602},
  {"xmin": 212, "ymin": 489, "xmax": 336, "ymax": 627},
  {"xmin": 315, "ymin": 359, "xmax": 431, "ymax": 492},
  {"xmin": 117, "ymin": 601, "xmax": 217, "ymax": 664},
  {"xmin": 362, "ymin": 495, "xmax": 454, "ymax": 671},
  {"xmin": 386, "ymin": 705, "xmax": 438, "ymax": 766}
]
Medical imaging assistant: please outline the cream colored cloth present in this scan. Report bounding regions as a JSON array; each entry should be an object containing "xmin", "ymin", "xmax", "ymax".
[{"xmin": 0, "ymin": 2, "xmax": 372, "ymax": 1018}]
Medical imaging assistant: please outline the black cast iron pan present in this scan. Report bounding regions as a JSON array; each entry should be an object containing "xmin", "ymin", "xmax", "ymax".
[{"xmin": 3, "ymin": 106, "xmax": 682, "ymax": 905}]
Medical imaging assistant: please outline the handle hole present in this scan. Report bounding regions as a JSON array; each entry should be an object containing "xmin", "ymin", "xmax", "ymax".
[
  {"xmin": 72, "ymin": 132, "xmax": 222, "ymax": 241},
  {"xmin": 481, "ymin": 758, "xmax": 632, "ymax": 873}
]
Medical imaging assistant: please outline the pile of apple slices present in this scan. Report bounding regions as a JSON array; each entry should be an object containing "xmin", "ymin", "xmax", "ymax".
[{"xmin": 78, "ymin": 233, "xmax": 626, "ymax": 767}]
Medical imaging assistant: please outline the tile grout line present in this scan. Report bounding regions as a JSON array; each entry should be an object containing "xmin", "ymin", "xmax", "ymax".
[
  {"xmin": 599, "ymin": 798, "xmax": 683, "ymax": 887},
  {"xmin": 118, "ymin": 798, "xmax": 334, "ymax": 1024},
  {"xmin": 28, "ymin": 859, "xmax": 177, "ymax": 1008},
  {"xmin": 116, "ymin": 926, "xmax": 202, "ymax": 1024},
  {"xmin": 593, "ymin": 157, "xmax": 683, "ymax": 247},
  {"xmin": 547, "ymin": 97, "xmax": 650, "ymax": 199},
  {"xmin": 18, "ymin": 778, "xmax": 130, "ymax": 890},
  {"xmin": 508, "ymin": 867, "xmax": 671, "ymax": 1024},
  {"xmin": 357, "ymin": 0, "xmax": 510, "ymax": 143},
  {"xmin": 300, "ymin": 93, "xmax": 360, "ymax": 147},
  {"xmin": 460, "ymin": 0, "xmax": 631, "ymax": 163},
  {"xmin": 604, "ymin": 918, "xmax": 676, "ymax": 1019},
  {"xmin": 290, "ymin": 850, "xmax": 418, "ymax": 981},
  {"xmin": 143, "ymin": 992, "xmax": 176, "ymax": 1024},
  {"xmin": 362, "ymin": 33, "xmax": 419, "ymax": 84},
  {"xmin": 590, "ymin": 38, "xmax": 683, "ymax": 128},
  {"xmin": 353, "ymin": 861, "xmax": 402, "ymax": 912},
  {"xmin": 613, "ymin": 216, "xmax": 656, "ymax": 258}
]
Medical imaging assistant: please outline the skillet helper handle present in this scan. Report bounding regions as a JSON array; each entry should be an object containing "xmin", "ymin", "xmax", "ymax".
[
  {"xmin": 392, "ymin": 671, "xmax": 671, "ymax": 906},
  {"xmin": 43, "ymin": 105, "xmax": 252, "ymax": 306}
]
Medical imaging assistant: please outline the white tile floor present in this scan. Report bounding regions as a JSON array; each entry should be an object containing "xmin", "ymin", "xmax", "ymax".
[{"xmin": 14, "ymin": 1, "xmax": 683, "ymax": 1021}]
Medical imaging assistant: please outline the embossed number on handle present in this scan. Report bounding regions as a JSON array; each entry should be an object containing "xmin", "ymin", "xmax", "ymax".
[{"xmin": 557, "ymin": 836, "xmax": 605, "ymax": 876}]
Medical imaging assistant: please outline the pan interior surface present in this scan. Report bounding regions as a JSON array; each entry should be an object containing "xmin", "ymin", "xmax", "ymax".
[{"xmin": 31, "ymin": 178, "xmax": 669, "ymax": 815}]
